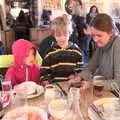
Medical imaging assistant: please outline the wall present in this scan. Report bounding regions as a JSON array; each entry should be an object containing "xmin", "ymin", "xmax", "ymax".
[
  {"xmin": 0, "ymin": 0, "xmax": 6, "ymax": 18},
  {"xmin": 38, "ymin": 0, "xmax": 120, "ymax": 21},
  {"xmin": 37, "ymin": 0, "xmax": 67, "ymax": 23}
]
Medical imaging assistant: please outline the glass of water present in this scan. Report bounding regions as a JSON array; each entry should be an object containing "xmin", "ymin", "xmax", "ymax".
[{"xmin": 1, "ymin": 81, "xmax": 12, "ymax": 104}]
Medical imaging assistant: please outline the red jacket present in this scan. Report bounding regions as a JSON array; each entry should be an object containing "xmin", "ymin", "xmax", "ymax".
[{"xmin": 5, "ymin": 39, "xmax": 41, "ymax": 86}]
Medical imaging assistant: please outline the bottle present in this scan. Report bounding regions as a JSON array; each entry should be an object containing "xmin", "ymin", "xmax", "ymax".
[
  {"xmin": 0, "ymin": 75, "xmax": 3, "ymax": 91},
  {"xmin": 63, "ymin": 87, "xmax": 84, "ymax": 120}
]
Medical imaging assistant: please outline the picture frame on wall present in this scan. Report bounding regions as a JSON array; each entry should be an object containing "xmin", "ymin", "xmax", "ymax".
[{"xmin": 43, "ymin": 0, "xmax": 63, "ymax": 9}]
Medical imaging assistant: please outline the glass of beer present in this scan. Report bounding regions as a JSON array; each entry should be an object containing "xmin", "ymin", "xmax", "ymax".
[{"xmin": 93, "ymin": 76, "xmax": 105, "ymax": 96}]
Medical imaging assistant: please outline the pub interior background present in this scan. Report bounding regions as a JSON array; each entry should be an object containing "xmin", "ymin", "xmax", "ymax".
[{"xmin": 0, "ymin": 0, "xmax": 120, "ymax": 70}]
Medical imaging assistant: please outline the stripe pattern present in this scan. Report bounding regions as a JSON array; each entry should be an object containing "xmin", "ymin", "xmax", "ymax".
[{"xmin": 41, "ymin": 42, "xmax": 84, "ymax": 82}]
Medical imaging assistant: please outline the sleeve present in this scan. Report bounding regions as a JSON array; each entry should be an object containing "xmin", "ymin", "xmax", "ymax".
[
  {"xmin": 78, "ymin": 48, "xmax": 100, "ymax": 80},
  {"xmin": 5, "ymin": 67, "xmax": 17, "ymax": 87},
  {"xmin": 104, "ymin": 39, "xmax": 120, "ymax": 90},
  {"xmin": 75, "ymin": 50, "xmax": 84, "ymax": 72},
  {"xmin": 40, "ymin": 52, "xmax": 52, "ymax": 83}
]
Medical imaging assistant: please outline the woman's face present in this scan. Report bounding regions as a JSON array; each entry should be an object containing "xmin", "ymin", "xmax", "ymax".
[
  {"xmin": 24, "ymin": 48, "xmax": 35, "ymax": 66},
  {"xmin": 91, "ymin": 7, "xmax": 97, "ymax": 13},
  {"xmin": 91, "ymin": 27, "xmax": 113, "ymax": 47}
]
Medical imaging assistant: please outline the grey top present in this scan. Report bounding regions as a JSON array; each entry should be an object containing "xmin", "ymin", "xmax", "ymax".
[{"xmin": 79, "ymin": 35, "xmax": 120, "ymax": 90}]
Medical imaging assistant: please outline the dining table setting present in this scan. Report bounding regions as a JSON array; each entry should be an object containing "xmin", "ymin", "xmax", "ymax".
[{"xmin": 0, "ymin": 79, "xmax": 119, "ymax": 120}]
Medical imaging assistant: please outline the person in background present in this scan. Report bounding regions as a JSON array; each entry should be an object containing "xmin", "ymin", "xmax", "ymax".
[
  {"xmin": 86, "ymin": 5, "xmax": 99, "ymax": 25},
  {"xmin": 0, "ymin": 41, "xmax": 5, "ymax": 55},
  {"xmin": 69, "ymin": 13, "xmax": 120, "ymax": 90},
  {"xmin": 13, "ymin": 10, "xmax": 30, "ymax": 40},
  {"xmin": 41, "ymin": 15, "xmax": 84, "ymax": 84},
  {"xmin": 86, "ymin": 5, "xmax": 99, "ymax": 58},
  {"xmin": 65, "ymin": 0, "xmax": 90, "ymax": 66},
  {"xmin": 5, "ymin": 39, "xmax": 41, "ymax": 86},
  {"xmin": 41, "ymin": 9, "xmax": 52, "ymax": 25}
]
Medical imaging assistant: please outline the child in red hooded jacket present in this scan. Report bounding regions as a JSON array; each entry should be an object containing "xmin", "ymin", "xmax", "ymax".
[{"xmin": 5, "ymin": 39, "xmax": 41, "ymax": 86}]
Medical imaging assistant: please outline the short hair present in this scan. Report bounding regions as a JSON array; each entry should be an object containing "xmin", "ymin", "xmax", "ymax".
[
  {"xmin": 91, "ymin": 13, "xmax": 114, "ymax": 33},
  {"xmin": 51, "ymin": 15, "xmax": 69, "ymax": 33}
]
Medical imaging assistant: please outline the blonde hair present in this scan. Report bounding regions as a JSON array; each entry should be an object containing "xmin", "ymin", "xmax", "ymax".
[{"xmin": 51, "ymin": 14, "xmax": 69, "ymax": 33}]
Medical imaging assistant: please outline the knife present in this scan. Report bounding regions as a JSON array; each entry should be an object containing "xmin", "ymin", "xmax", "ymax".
[
  {"xmin": 55, "ymin": 83, "xmax": 67, "ymax": 97},
  {"xmin": 89, "ymin": 103, "xmax": 106, "ymax": 120}
]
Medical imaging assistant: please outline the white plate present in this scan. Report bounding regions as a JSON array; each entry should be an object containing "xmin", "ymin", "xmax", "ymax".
[
  {"xmin": 48, "ymin": 99, "xmax": 67, "ymax": 119},
  {"xmin": 2, "ymin": 106, "xmax": 48, "ymax": 120},
  {"xmin": 27, "ymin": 85, "xmax": 44, "ymax": 99},
  {"xmin": 88, "ymin": 97, "xmax": 119, "ymax": 120}
]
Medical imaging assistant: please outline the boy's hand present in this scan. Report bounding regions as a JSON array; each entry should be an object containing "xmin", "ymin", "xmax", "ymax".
[
  {"xmin": 42, "ymin": 80, "xmax": 49, "ymax": 86},
  {"xmin": 68, "ymin": 74, "xmax": 81, "ymax": 85}
]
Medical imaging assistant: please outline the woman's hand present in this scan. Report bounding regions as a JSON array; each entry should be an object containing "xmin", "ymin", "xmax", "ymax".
[
  {"xmin": 83, "ymin": 26, "xmax": 92, "ymax": 35},
  {"xmin": 68, "ymin": 74, "xmax": 90, "ymax": 90}
]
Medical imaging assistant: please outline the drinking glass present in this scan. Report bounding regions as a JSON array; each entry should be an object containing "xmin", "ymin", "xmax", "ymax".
[
  {"xmin": 1, "ymin": 81, "xmax": 12, "ymax": 104},
  {"xmin": 44, "ymin": 85, "xmax": 62, "ymax": 104},
  {"xmin": 14, "ymin": 84, "xmax": 27, "ymax": 107},
  {"xmin": 93, "ymin": 76, "xmax": 105, "ymax": 97}
]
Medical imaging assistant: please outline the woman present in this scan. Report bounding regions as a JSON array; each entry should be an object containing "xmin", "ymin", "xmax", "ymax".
[
  {"xmin": 86, "ymin": 5, "xmax": 99, "ymax": 25},
  {"xmin": 86, "ymin": 5, "xmax": 99, "ymax": 58},
  {"xmin": 69, "ymin": 13, "xmax": 120, "ymax": 90},
  {"xmin": 14, "ymin": 10, "xmax": 30, "ymax": 40}
]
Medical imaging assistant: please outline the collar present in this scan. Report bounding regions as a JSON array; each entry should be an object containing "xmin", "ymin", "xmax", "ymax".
[
  {"xmin": 101, "ymin": 35, "xmax": 118, "ymax": 51},
  {"xmin": 52, "ymin": 41, "xmax": 74, "ymax": 49}
]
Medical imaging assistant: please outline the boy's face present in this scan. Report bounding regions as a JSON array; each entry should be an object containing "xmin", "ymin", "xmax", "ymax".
[
  {"xmin": 55, "ymin": 29, "xmax": 69, "ymax": 47},
  {"xmin": 24, "ymin": 48, "xmax": 35, "ymax": 66}
]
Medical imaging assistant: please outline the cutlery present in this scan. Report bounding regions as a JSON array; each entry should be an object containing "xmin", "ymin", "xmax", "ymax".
[
  {"xmin": 111, "ymin": 82, "xmax": 120, "ymax": 99},
  {"xmin": 55, "ymin": 83, "xmax": 67, "ymax": 97},
  {"xmin": 89, "ymin": 103, "xmax": 106, "ymax": 120}
]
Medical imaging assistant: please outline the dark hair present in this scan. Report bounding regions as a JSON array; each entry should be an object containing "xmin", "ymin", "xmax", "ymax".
[
  {"xmin": 89, "ymin": 5, "xmax": 99, "ymax": 14},
  {"xmin": 91, "ymin": 13, "xmax": 114, "ymax": 32},
  {"xmin": 17, "ymin": 10, "xmax": 26, "ymax": 22}
]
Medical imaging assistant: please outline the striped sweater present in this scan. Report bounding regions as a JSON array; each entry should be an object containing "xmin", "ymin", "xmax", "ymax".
[{"xmin": 41, "ymin": 42, "xmax": 84, "ymax": 83}]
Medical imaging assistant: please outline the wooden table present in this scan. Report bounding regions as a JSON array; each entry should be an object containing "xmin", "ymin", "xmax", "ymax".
[{"xmin": 3, "ymin": 82, "xmax": 116, "ymax": 120}]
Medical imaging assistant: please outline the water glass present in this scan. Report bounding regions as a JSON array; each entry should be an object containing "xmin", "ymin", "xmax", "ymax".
[
  {"xmin": 1, "ymin": 81, "xmax": 12, "ymax": 103},
  {"xmin": 44, "ymin": 85, "xmax": 62, "ymax": 104},
  {"xmin": 14, "ymin": 84, "xmax": 27, "ymax": 107}
]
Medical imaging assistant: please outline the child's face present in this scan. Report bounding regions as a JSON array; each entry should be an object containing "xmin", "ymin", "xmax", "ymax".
[
  {"xmin": 55, "ymin": 30, "xmax": 69, "ymax": 47},
  {"xmin": 24, "ymin": 48, "xmax": 35, "ymax": 66}
]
